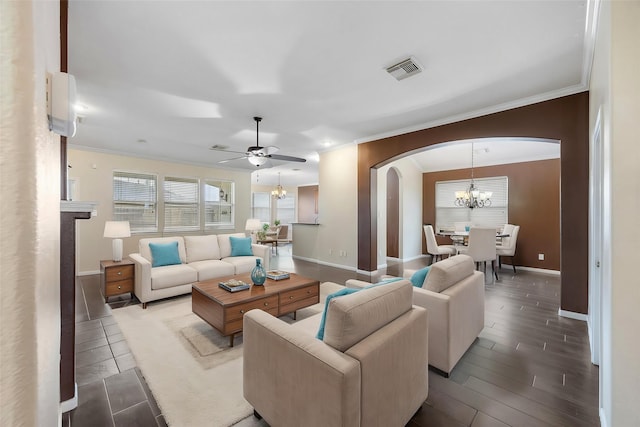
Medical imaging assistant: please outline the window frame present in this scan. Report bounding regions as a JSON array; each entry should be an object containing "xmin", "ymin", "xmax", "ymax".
[
  {"xmin": 163, "ymin": 175, "xmax": 200, "ymax": 232},
  {"xmin": 203, "ymin": 179, "xmax": 235, "ymax": 230},
  {"xmin": 435, "ymin": 176, "xmax": 509, "ymax": 232},
  {"xmin": 112, "ymin": 171, "xmax": 159, "ymax": 233}
]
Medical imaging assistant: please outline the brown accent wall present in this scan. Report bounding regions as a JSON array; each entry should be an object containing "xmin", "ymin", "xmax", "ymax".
[
  {"xmin": 423, "ymin": 159, "xmax": 560, "ymax": 270},
  {"xmin": 358, "ymin": 92, "xmax": 589, "ymax": 314},
  {"xmin": 386, "ymin": 168, "xmax": 400, "ymax": 258}
]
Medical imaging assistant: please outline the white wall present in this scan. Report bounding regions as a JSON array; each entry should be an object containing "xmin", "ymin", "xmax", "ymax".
[
  {"xmin": 1, "ymin": 1, "xmax": 62, "ymax": 425},
  {"xmin": 68, "ymin": 149, "xmax": 253, "ymax": 273},
  {"xmin": 377, "ymin": 157, "xmax": 424, "ymax": 268},
  {"xmin": 590, "ymin": 1, "xmax": 640, "ymax": 425},
  {"xmin": 314, "ymin": 144, "xmax": 358, "ymax": 269}
]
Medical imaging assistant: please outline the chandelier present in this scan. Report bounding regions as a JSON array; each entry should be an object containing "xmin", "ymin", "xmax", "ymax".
[
  {"xmin": 454, "ymin": 142, "xmax": 492, "ymax": 209},
  {"xmin": 271, "ymin": 172, "xmax": 286, "ymax": 199}
]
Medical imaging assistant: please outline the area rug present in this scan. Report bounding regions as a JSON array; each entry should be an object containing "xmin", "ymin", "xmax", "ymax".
[{"xmin": 111, "ymin": 282, "xmax": 343, "ymax": 427}]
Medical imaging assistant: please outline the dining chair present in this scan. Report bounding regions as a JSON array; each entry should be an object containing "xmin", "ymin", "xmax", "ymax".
[
  {"xmin": 424, "ymin": 225, "xmax": 457, "ymax": 264},
  {"xmin": 457, "ymin": 227, "xmax": 499, "ymax": 281},
  {"xmin": 497, "ymin": 225, "xmax": 520, "ymax": 273}
]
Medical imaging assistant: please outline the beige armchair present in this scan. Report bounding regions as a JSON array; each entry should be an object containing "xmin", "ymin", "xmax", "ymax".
[
  {"xmin": 347, "ymin": 255, "xmax": 484, "ymax": 376},
  {"xmin": 243, "ymin": 280, "xmax": 428, "ymax": 427}
]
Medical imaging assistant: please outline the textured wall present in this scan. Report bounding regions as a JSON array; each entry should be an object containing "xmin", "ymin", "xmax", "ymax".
[{"xmin": 0, "ymin": 1, "xmax": 62, "ymax": 425}]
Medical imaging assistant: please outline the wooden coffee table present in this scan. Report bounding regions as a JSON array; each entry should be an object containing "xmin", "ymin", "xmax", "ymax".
[{"xmin": 192, "ymin": 273, "xmax": 320, "ymax": 347}]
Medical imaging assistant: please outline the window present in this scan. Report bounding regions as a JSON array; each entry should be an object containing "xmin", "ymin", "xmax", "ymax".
[
  {"xmin": 275, "ymin": 195, "xmax": 296, "ymax": 226},
  {"xmin": 113, "ymin": 172, "xmax": 158, "ymax": 232},
  {"xmin": 164, "ymin": 176, "xmax": 199, "ymax": 231},
  {"xmin": 204, "ymin": 179, "xmax": 234, "ymax": 228},
  {"xmin": 435, "ymin": 176, "xmax": 508, "ymax": 232},
  {"xmin": 251, "ymin": 192, "xmax": 270, "ymax": 223}
]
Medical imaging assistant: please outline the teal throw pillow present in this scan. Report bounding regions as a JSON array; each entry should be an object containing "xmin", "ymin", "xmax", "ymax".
[
  {"xmin": 316, "ymin": 287, "xmax": 360, "ymax": 340},
  {"xmin": 149, "ymin": 241, "xmax": 181, "ymax": 268},
  {"xmin": 410, "ymin": 266, "xmax": 431, "ymax": 288},
  {"xmin": 229, "ymin": 236, "xmax": 253, "ymax": 257}
]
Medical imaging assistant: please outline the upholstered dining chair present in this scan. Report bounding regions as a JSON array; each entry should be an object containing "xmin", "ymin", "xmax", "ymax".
[
  {"xmin": 424, "ymin": 225, "xmax": 457, "ymax": 264},
  {"xmin": 457, "ymin": 227, "xmax": 499, "ymax": 281},
  {"xmin": 497, "ymin": 225, "xmax": 520, "ymax": 273}
]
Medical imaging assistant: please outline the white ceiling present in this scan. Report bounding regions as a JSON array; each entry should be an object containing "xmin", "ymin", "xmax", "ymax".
[{"xmin": 67, "ymin": 0, "xmax": 592, "ymax": 186}]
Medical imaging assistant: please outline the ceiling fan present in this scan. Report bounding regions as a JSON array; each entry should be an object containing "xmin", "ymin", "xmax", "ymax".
[{"xmin": 212, "ymin": 117, "xmax": 307, "ymax": 167}]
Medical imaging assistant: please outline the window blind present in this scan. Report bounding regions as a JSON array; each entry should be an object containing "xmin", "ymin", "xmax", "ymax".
[
  {"xmin": 113, "ymin": 171, "xmax": 157, "ymax": 232},
  {"xmin": 435, "ymin": 176, "xmax": 508, "ymax": 232},
  {"xmin": 164, "ymin": 176, "xmax": 199, "ymax": 231},
  {"xmin": 251, "ymin": 192, "xmax": 270, "ymax": 223},
  {"xmin": 276, "ymin": 195, "xmax": 295, "ymax": 226}
]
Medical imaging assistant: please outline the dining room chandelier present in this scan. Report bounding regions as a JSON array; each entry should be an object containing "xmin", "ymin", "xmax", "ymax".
[
  {"xmin": 454, "ymin": 142, "xmax": 492, "ymax": 208},
  {"xmin": 271, "ymin": 172, "xmax": 286, "ymax": 199}
]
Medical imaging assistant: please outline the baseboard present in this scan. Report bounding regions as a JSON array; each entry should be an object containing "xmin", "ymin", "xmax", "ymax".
[
  {"xmin": 60, "ymin": 383, "xmax": 78, "ymax": 412},
  {"xmin": 78, "ymin": 269, "xmax": 100, "ymax": 276},
  {"xmin": 291, "ymin": 255, "xmax": 357, "ymax": 272},
  {"xmin": 502, "ymin": 264, "xmax": 561, "ymax": 276},
  {"xmin": 558, "ymin": 309, "xmax": 588, "ymax": 322},
  {"xmin": 599, "ymin": 408, "xmax": 608, "ymax": 427}
]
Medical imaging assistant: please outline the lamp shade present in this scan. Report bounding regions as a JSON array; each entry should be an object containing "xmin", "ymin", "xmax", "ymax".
[
  {"xmin": 103, "ymin": 221, "xmax": 131, "ymax": 238},
  {"xmin": 245, "ymin": 218, "xmax": 262, "ymax": 232}
]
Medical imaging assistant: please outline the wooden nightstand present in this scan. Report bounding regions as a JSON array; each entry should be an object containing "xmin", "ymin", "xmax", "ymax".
[{"xmin": 100, "ymin": 259, "xmax": 135, "ymax": 303}]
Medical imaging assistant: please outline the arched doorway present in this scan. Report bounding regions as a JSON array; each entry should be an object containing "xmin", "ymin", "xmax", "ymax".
[{"xmin": 356, "ymin": 92, "xmax": 589, "ymax": 316}]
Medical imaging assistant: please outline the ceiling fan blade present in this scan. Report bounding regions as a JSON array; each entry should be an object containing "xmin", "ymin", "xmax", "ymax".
[
  {"xmin": 261, "ymin": 146, "xmax": 279, "ymax": 155},
  {"xmin": 267, "ymin": 154, "xmax": 307, "ymax": 163},
  {"xmin": 210, "ymin": 146, "xmax": 247, "ymax": 155},
  {"xmin": 218, "ymin": 155, "xmax": 249, "ymax": 164}
]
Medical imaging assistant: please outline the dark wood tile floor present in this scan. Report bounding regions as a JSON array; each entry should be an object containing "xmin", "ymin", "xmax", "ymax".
[{"xmin": 64, "ymin": 245, "xmax": 600, "ymax": 426}]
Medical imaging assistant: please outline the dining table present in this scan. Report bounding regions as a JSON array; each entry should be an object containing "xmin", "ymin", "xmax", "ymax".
[{"xmin": 437, "ymin": 230, "xmax": 510, "ymax": 246}]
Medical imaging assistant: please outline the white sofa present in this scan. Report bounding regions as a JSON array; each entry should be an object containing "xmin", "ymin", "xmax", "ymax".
[
  {"xmin": 129, "ymin": 233, "xmax": 271, "ymax": 308},
  {"xmin": 347, "ymin": 254, "xmax": 484, "ymax": 375}
]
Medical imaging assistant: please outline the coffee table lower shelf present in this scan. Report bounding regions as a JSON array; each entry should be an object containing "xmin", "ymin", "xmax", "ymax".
[{"xmin": 192, "ymin": 273, "xmax": 319, "ymax": 347}]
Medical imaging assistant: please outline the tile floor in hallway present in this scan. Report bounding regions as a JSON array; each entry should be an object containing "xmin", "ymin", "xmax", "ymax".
[{"xmin": 64, "ymin": 244, "xmax": 600, "ymax": 426}]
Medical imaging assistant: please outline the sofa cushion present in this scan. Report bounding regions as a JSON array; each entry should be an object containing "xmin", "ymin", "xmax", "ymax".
[
  {"xmin": 149, "ymin": 241, "xmax": 182, "ymax": 267},
  {"xmin": 217, "ymin": 233, "xmax": 247, "ymax": 259},
  {"xmin": 150, "ymin": 264, "xmax": 198, "ymax": 290},
  {"xmin": 323, "ymin": 280, "xmax": 413, "ymax": 352},
  {"xmin": 139, "ymin": 236, "xmax": 187, "ymax": 264},
  {"xmin": 188, "ymin": 260, "xmax": 235, "ymax": 281},
  {"xmin": 184, "ymin": 235, "xmax": 221, "ymax": 263},
  {"xmin": 423, "ymin": 254, "xmax": 475, "ymax": 293},
  {"xmin": 229, "ymin": 236, "xmax": 253, "ymax": 256},
  {"xmin": 221, "ymin": 256, "xmax": 260, "ymax": 275}
]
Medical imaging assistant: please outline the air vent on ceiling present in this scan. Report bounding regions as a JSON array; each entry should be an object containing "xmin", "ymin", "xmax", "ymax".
[{"xmin": 386, "ymin": 56, "xmax": 422, "ymax": 81}]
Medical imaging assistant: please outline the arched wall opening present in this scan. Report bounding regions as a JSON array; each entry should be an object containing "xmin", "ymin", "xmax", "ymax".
[{"xmin": 358, "ymin": 92, "xmax": 589, "ymax": 314}]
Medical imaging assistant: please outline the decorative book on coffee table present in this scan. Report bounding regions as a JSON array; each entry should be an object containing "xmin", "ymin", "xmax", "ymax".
[
  {"xmin": 219, "ymin": 279, "xmax": 251, "ymax": 292},
  {"xmin": 266, "ymin": 270, "xmax": 290, "ymax": 281}
]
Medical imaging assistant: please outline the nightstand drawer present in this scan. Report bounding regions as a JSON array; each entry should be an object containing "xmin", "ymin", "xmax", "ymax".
[
  {"xmin": 105, "ymin": 279, "xmax": 133, "ymax": 296},
  {"xmin": 105, "ymin": 265, "xmax": 134, "ymax": 282}
]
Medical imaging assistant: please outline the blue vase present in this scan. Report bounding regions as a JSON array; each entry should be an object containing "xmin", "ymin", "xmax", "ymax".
[{"xmin": 251, "ymin": 259, "xmax": 266, "ymax": 286}]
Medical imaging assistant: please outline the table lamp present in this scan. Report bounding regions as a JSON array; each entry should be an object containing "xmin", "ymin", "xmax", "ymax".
[
  {"xmin": 245, "ymin": 218, "xmax": 262, "ymax": 243},
  {"xmin": 103, "ymin": 221, "xmax": 131, "ymax": 262}
]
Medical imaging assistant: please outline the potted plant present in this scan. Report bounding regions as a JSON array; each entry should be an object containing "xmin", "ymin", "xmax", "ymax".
[
  {"xmin": 274, "ymin": 219, "xmax": 281, "ymax": 226},
  {"xmin": 257, "ymin": 223, "xmax": 269, "ymax": 241}
]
